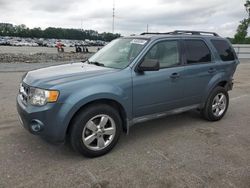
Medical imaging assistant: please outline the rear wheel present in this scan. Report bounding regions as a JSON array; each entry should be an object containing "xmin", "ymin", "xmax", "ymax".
[
  {"xmin": 70, "ymin": 104, "xmax": 122, "ymax": 157},
  {"xmin": 201, "ymin": 86, "xmax": 229, "ymax": 121}
]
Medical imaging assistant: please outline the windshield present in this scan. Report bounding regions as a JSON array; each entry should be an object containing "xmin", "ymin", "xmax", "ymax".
[{"xmin": 88, "ymin": 38, "xmax": 148, "ymax": 69}]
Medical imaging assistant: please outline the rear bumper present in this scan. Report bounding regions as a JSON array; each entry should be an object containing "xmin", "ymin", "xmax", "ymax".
[{"xmin": 16, "ymin": 94, "xmax": 67, "ymax": 143}]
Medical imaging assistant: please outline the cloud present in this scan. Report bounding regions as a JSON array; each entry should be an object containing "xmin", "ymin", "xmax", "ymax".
[
  {"xmin": 31, "ymin": 0, "xmax": 78, "ymax": 13},
  {"xmin": 0, "ymin": 0, "xmax": 246, "ymax": 37},
  {"xmin": 0, "ymin": 0, "xmax": 11, "ymax": 10}
]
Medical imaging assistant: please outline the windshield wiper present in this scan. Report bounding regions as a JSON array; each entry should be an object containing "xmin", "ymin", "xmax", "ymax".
[{"xmin": 87, "ymin": 60, "xmax": 105, "ymax": 67}]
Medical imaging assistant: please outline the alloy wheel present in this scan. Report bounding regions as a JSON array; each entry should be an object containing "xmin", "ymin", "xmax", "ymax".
[
  {"xmin": 212, "ymin": 93, "xmax": 227, "ymax": 117},
  {"xmin": 82, "ymin": 114, "xmax": 116, "ymax": 151}
]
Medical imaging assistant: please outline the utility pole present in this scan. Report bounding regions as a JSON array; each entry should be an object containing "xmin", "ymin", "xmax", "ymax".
[
  {"xmin": 112, "ymin": 0, "xmax": 115, "ymax": 33},
  {"xmin": 81, "ymin": 19, "xmax": 83, "ymax": 31},
  {"xmin": 146, "ymin": 24, "xmax": 149, "ymax": 33}
]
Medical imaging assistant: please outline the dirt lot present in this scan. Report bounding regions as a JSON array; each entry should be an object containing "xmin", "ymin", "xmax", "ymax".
[
  {"xmin": 0, "ymin": 46, "xmax": 98, "ymax": 64},
  {"xmin": 0, "ymin": 60, "xmax": 250, "ymax": 188},
  {"xmin": 0, "ymin": 46, "xmax": 99, "ymax": 54}
]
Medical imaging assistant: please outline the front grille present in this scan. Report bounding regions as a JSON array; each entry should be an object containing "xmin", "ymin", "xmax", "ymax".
[{"xmin": 19, "ymin": 83, "xmax": 30, "ymax": 105}]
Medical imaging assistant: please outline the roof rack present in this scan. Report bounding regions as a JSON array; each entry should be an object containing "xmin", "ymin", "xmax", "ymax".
[
  {"xmin": 172, "ymin": 30, "xmax": 219, "ymax": 36},
  {"xmin": 140, "ymin": 32, "xmax": 172, "ymax": 35},
  {"xmin": 140, "ymin": 30, "xmax": 219, "ymax": 37}
]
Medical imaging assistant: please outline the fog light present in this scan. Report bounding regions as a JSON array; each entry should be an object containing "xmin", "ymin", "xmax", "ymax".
[{"xmin": 30, "ymin": 120, "xmax": 44, "ymax": 133}]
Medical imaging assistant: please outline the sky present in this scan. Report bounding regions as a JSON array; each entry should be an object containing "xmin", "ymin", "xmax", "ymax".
[{"xmin": 0, "ymin": 0, "xmax": 247, "ymax": 37}]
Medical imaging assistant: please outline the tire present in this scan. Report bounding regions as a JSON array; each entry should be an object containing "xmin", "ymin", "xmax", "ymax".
[
  {"xmin": 201, "ymin": 86, "xmax": 229, "ymax": 121},
  {"xmin": 69, "ymin": 104, "xmax": 122, "ymax": 157}
]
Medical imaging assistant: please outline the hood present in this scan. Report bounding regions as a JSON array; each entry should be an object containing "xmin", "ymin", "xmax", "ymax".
[{"xmin": 23, "ymin": 62, "xmax": 118, "ymax": 88}]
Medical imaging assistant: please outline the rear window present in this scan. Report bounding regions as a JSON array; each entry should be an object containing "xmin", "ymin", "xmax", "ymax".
[
  {"xmin": 184, "ymin": 40, "xmax": 211, "ymax": 64},
  {"xmin": 211, "ymin": 40, "xmax": 235, "ymax": 61}
]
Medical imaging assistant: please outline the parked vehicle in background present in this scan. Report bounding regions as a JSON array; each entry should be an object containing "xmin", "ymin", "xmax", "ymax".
[
  {"xmin": 17, "ymin": 30, "xmax": 239, "ymax": 157},
  {"xmin": 0, "ymin": 39, "xmax": 6, "ymax": 45},
  {"xmin": 0, "ymin": 36, "xmax": 107, "ymax": 47}
]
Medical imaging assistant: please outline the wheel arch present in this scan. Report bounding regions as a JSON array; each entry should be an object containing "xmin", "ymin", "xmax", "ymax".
[
  {"xmin": 216, "ymin": 80, "xmax": 228, "ymax": 88},
  {"xmin": 66, "ymin": 98, "xmax": 129, "ymax": 138},
  {"xmin": 201, "ymin": 78, "xmax": 229, "ymax": 108}
]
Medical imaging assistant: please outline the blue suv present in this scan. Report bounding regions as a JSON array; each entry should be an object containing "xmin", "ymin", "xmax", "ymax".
[{"xmin": 17, "ymin": 30, "xmax": 239, "ymax": 157}]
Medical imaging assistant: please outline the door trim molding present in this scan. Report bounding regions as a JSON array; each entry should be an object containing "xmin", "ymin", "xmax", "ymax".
[{"xmin": 130, "ymin": 104, "xmax": 200, "ymax": 126}]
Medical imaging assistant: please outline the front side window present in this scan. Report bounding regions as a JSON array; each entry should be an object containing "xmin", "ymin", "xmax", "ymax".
[
  {"xmin": 211, "ymin": 40, "xmax": 235, "ymax": 61},
  {"xmin": 144, "ymin": 40, "xmax": 180, "ymax": 68},
  {"xmin": 185, "ymin": 40, "xmax": 211, "ymax": 64},
  {"xmin": 89, "ymin": 38, "xmax": 148, "ymax": 69}
]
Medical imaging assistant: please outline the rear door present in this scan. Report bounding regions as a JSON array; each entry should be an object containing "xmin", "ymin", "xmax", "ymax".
[{"xmin": 181, "ymin": 39, "xmax": 216, "ymax": 106}]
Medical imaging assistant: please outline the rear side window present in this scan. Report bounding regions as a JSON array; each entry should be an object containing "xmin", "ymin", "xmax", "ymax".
[
  {"xmin": 185, "ymin": 40, "xmax": 211, "ymax": 64},
  {"xmin": 211, "ymin": 40, "xmax": 235, "ymax": 61}
]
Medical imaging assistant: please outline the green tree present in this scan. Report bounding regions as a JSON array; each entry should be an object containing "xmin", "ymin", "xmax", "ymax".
[
  {"xmin": 0, "ymin": 23, "xmax": 14, "ymax": 36},
  {"xmin": 30, "ymin": 27, "xmax": 43, "ymax": 38},
  {"xmin": 234, "ymin": 0, "xmax": 250, "ymax": 43},
  {"xmin": 234, "ymin": 19, "xmax": 250, "ymax": 43}
]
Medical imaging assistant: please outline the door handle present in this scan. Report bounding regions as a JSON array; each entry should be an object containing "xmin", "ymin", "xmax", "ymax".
[
  {"xmin": 170, "ymin": 72, "xmax": 180, "ymax": 79},
  {"xmin": 208, "ymin": 68, "xmax": 216, "ymax": 73}
]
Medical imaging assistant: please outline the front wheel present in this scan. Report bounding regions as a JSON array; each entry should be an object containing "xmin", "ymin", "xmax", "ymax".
[
  {"xmin": 69, "ymin": 104, "xmax": 122, "ymax": 157},
  {"xmin": 201, "ymin": 86, "xmax": 229, "ymax": 121}
]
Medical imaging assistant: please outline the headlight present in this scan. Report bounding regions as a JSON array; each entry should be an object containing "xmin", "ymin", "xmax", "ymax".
[{"xmin": 29, "ymin": 87, "xmax": 59, "ymax": 106}]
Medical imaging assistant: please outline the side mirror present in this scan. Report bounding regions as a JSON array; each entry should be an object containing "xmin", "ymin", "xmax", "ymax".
[{"xmin": 137, "ymin": 59, "xmax": 160, "ymax": 72}]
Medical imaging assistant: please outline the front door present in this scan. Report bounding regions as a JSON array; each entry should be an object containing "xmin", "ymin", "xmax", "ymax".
[{"xmin": 132, "ymin": 39, "xmax": 185, "ymax": 117}]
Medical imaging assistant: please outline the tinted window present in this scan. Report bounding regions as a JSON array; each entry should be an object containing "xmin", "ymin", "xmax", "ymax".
[
  {"xmin": 185, "ymin": 40, "xmax": 211, "ymax": 64},
  {"xmin": 144, "ymin": 40, "xmax": 180, "ymax": 68},
  {"xmin": 211, "ymin": 40, "xmax": 235, "ymax": 61}
]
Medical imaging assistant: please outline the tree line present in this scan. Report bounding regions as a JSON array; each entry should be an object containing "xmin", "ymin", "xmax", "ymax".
[{"xmin": 0, "ymin": 23, "xmax": 121, "ymax": 42}]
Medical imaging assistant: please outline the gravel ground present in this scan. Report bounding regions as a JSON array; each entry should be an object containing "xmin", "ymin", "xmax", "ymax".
[
  {"xmin": 0, "ymin": 46, "xmax": 99, "ymax": 54},
  {"xmin": 0, "ymin": 59, "xmax": 249, "ymax": 188},
  {"xmin": 0, "ymin": 53, "xmax": 92, "ymax": 64},
  {"xmin": 0, "ymin": 46, "xmax": 97, "ymax": 64}
]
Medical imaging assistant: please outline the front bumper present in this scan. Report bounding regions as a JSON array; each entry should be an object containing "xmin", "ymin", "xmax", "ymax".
[{"xmin": 16, "ymin": 94, "xmax": 66, "ymax": 143}]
